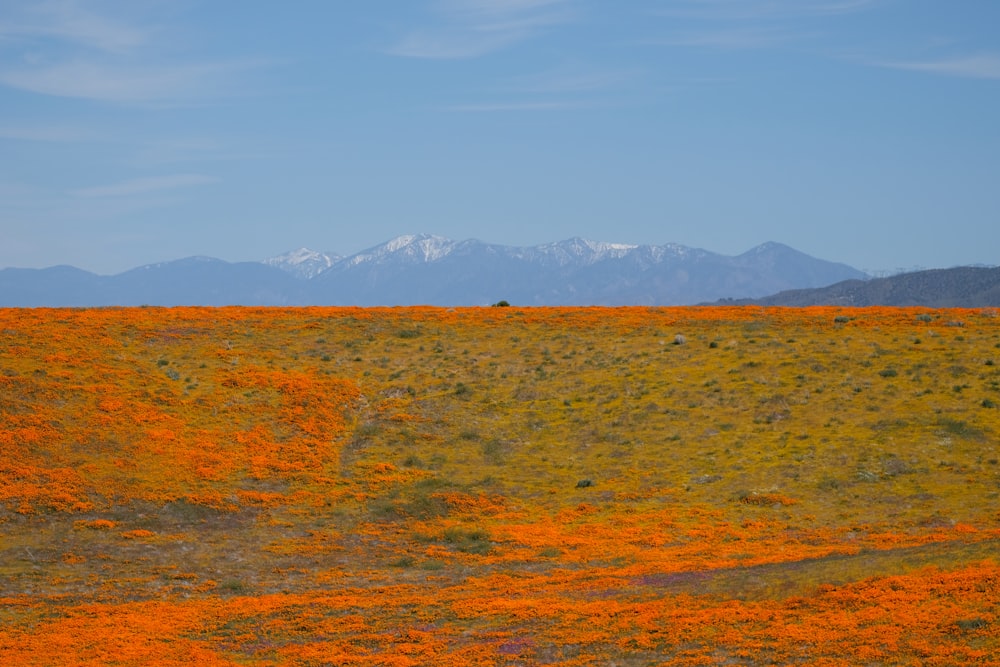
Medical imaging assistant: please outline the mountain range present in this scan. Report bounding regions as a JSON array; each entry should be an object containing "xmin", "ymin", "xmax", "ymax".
[
  {"xmin": 722, "ymin": 265, "xmax": 1000, "ymax": 308},
  {"xmin": 1, "ymin": 234, "xmax": 875, "ymax": 307}
]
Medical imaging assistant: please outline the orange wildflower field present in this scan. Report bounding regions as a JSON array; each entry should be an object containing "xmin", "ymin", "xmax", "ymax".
[{"xmin": 1, "ymin": 306, "xmax": 998, "ymax": 665}]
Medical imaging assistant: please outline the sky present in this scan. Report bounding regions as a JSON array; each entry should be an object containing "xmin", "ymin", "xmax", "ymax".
[{"xmin": 1, "ymin": 0, "xmax": 998, "ymax": 276}]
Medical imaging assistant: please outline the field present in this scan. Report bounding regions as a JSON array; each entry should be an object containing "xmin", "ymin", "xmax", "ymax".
[{"xmin": 1, "ymin": 305, "xmax": 998, "ymax": 665}]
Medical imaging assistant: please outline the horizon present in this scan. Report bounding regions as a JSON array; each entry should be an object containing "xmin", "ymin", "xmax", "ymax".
[
  {"xmin": 2, "ymin": 2, "xmax": 998, "ymax": 276},
  {"xmin": 4, "ymin": 233, "xmax": 990, "ymax": 279}
]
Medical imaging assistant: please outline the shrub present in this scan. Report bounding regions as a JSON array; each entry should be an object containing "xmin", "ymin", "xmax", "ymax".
[
  {"xmin": 817, "ymin": 477, "xmax": 840, "ymax": 491},
  {"xmin": 442, "ymin": 527, "xmax": 492, "ymax": 554},
  {"xmin": 482, "ymin": 438, "xmax": 509, "ymax": 465},
  {"xmin": 396, "ymin": 328, "xmax": 422, "ymax": 339},
  {"xmin": 737, "ymin": 492, "xmax": 798, "ymax": 506},
  {"xmin": 936, "ymin": 418, "xmax": 986, "ymax": 440},
  {"xmin": 219, "ymin": 579, "xmax": 250, "ymax": 594},
  {"xmin": 955, "ymin": 618, "xmax": 988, "ymax": 632}
]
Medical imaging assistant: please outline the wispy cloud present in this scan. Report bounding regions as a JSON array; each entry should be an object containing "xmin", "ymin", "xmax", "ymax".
[
  {"xmin": 878, "ymin": 54, "xmax": 1000, "ymax": 80},
  {"xmin": 648, "ymin": 1, "xmax": 878, "ymax": 55},
  {"xmin": 0, "ymin": 123, "xmax": 98, "ymax": 142},
  {"xmin": 441, "ymin": 100, "xmax": 582, "ymax": 112},
  {"xmin": 0, "ymin": 58, "xmax": 264, "ymax": 105},
  {"xmin": 499, "ymin": 63, "xmax": 637, "ymax": 94},
  {"xmin": 0, "ymin": 1, "xmax": 272, "ymax": 105},
  {"xmin": 389, "ymin": 0, "xmax": 574, "ymax": 59},
  {"xmin": 656, "ymin": 0, "xmax": 880, "ymax": 20},
  {"xmin": 439, "ymin": 61, "xmax": 633, "ymax": 112},
  {"xmin": 654, "ymin": 26, "xmax": 802, "ymax": 50},
  {"xmin": 0, "ymin": 0, "xmax": 146, "ymax": 53},
  {"xmin": 71, "ymin": 174, "xmax": 217, "ymax": 198},
  {"xmin": 128, "ymin": 138, "xmax": 271, "ymax": 167}
]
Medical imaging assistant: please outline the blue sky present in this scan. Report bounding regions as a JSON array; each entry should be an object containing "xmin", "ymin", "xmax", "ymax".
[{"xmin": 1, "ymin": 0, "xmax": 998, "ymax": 275}]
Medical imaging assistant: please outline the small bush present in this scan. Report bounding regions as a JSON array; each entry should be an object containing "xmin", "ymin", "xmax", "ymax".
[
  {"xmin": 817, "ymin": 476, "xmax": 840, "ymax": 491},
  {"xmin": 936, "ymin": 418, "xmax": 986, "ymax": 440},
  {"xmin": 482, "ymin": 438, "xmax": 509, "ymax": 465},
  {"xmin": 396, "ymin": 328, "xmax": 422, "ymax": 339},
  {"xmin": 219, "ymin": 579, "xmax": 250, "ymax": 594},
  {"xmin": 737, "ymin": 492, "xmax": 797, "ymax": 506},
  {"xmin": 955, "ymin": 618, "xmax": 988, "ymax": 632},
  {"xmin": 420, "ymin": 559, "xmax": 445, "ymax": 571},
  {"xmin": 442, "ymin": 527, "xmax": 492, "ymax": 555}
]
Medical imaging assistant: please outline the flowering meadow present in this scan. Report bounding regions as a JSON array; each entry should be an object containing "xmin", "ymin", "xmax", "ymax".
[{"xmin": 1, "ymin": 306, "xmax": 998, "ymax": 665}]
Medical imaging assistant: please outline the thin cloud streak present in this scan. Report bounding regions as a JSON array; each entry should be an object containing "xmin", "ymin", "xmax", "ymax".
[
  {"xmin": 653, "ymin": 26, "xmax": 803, "ymax": 50},
  {"xmin": 499, "ymin": 64, "xmax": 638, "ymax": 94},
  {"xmin": 0, "ymin": 2, "xmax": 277, "ymax": 106},
  {"xmin": 655, "ymin": 0, "xmax": 881, "ymax": 20},
  {"xmin": 72, "ymin": 174, "xmax": 218, "ymax": 198},
  {"xmin": 443, "ymin": 62, "xmax": 630, "ymax": 115},
  {"xmin": 441, "ymin": 100, "xmax": 583, "ymax": 112},
  {"xmin": 0, "ymin": 59, "xmax": 271, "ymax": 105},
  {"xmin": 388, "ymin": 0, "xmax": 574, "ymax": 59},
  {"xmin": 879, "ymin": 54, "xmax": 1000, "ymax": 80},
  {"xmin": 0, "ymin": 123, "xmax": 98, "ymax": 142},
  {"xmin": 0, "ymin": 0, "xmax": 146, "ymax": 53},
  {"xmin": 647, "ymin": 1, "xmax": 877, "ymax": 55}
]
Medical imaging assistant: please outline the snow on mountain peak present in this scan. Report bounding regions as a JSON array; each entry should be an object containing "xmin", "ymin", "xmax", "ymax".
[
  {"xmin": 350, "ymin": 234, "xmax": 457, "ymax": 266},
  {"xmin": 263, "ymin": 236, "xmax": 797, "ymax": 281},
  {"xmin": 263, "ymin": 247, "xmax": 339, "ymax": 279},
  {"xmin": 383, "ymin": 235, "xmax": 419, "ymax": 253},
  {"xmin": 582, "ymin": 239, "xmax": 639, "ymax": 255},
  {"xmin": 536, "ymin": 237, "xmax": 642, "ymax": 265},
  {"xmin": 278, "ymin": 248, "xmax": 327, "ymax": 265}
]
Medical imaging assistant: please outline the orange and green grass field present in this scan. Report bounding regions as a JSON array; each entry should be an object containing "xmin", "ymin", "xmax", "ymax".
[{"xmin": 1, "ymin": 305, "xmax": 998, "ymax": 665}]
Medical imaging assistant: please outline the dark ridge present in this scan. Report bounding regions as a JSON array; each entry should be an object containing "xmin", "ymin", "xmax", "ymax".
[{"xmin": 714, "ymin": 266, "xmax": 1000, "ymax": 307}]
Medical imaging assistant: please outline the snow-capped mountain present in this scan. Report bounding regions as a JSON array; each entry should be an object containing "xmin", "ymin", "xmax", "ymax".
[
  {"xmin": 282, "ymin": 235, "xmax": 865, "ymax": 306},
  {"xmin": 266, "ymin": 235, "xmax": 709, "ymax": 276},
  {"xmin": 342, "ymin": 234, "xmax": 459, "ymax": 267},
  {"xmin": 263, "ymin": 247, "xmax": 341, "ymax": 279},
  {"xmin": 526, "ymin": 238, "xmax": 639, "ymax": 266},
  {"xmin": 1, "ymin": 235, "xmax": 869, "ymax": 307}
]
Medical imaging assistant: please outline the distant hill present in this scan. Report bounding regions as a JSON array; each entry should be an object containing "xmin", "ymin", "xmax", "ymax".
[
  {"xmin": 305, "ymin": 236, "xmax": 866, "ymax": 307},
  {"xmin": 0, "ymin": 235, "xmax": 868, "ymax": 307},
  {"xmin": 0, "ymin": 258, "xmax": 307, "ymax": 308},
  {"xmin": 719, "ymin": 266, "xmax": 1000, "ymax": 307}
]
